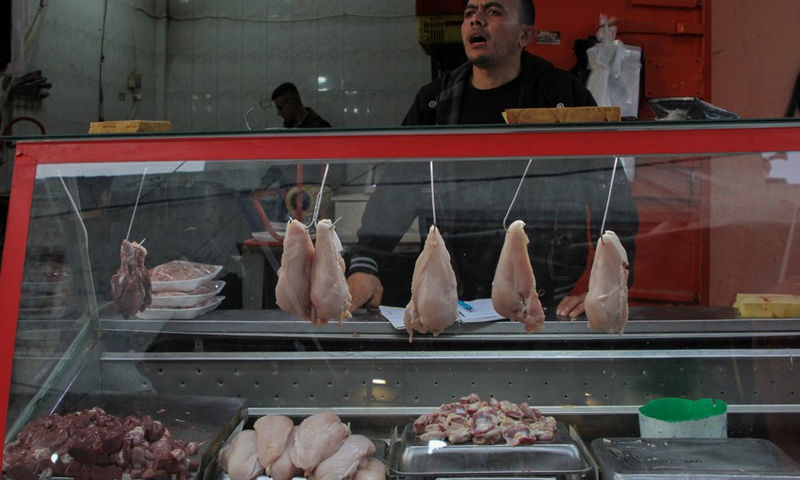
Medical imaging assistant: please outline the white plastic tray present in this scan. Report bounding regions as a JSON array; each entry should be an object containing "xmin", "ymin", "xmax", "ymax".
[
  {"xmin": 252, "ymin": 229, "xmax": 285, "ymax": 242},
  {"xmin": 150, "ymin": 261, "xmax": 223, "ymax": 292},
  {"xmin": 151, "ymin": 281, "xmax": 226, "ymax": 308},
  {"xmin": 21, "ymin": 280, "xmax": 72, "ymax": 295},
  {"xmin": 136, "ymin": 296, "xmax": 225, "ymax": 320},
  {"xmin": 19, "ymin": 292, "xmax": 73, "ymax": 309}
]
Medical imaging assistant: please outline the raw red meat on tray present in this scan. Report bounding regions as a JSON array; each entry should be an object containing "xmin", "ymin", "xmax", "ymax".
[{"xmin": 2, "ymin": 407, "xmax": 200, "ymax": 480}]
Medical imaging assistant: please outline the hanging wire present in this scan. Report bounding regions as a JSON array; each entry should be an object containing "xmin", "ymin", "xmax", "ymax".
[
  {"xmin": 502, "ymin": 158, "xmax": 533, "ymax": 231},
  {"xmin": 126, "ymin": 168, "xmax": 147, "ymax": 241},
  {"xmin": 429, "ymin": 161, "xmax": 436, "ymax": 226},
  {"xmin": 598, "ymin": 157, "xmax": 620, "ymax": 243},
  {"xmin": 310, "ymin": 163, "xmax": 330, "ymax": 226}
]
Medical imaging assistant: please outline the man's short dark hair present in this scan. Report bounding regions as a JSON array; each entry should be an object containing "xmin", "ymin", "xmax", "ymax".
[
  {"xmin": 518, "ymin": 0, "xmax": 535, "ymax": 26},
  {"xmin": 463, "ymin": 0, "xmax": 535, "ymax": 26},
  {"xmin": 272, "ymin": 82, "xmax": 302, "ymax": 103}
]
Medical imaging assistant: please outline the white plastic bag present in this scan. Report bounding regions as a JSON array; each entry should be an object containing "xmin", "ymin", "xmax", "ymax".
[{"xmin": 586, "ymin": 15, "xmax": 642, "ymax": 118}]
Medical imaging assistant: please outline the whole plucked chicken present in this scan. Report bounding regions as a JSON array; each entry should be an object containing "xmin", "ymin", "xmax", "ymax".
[
  {"xmin": 275, "ymin": 219, "xmax": 315, "ymax": 321},
  {"xmin": 310, "ymin": 219, "xmax": 352, "ymax": 325},
  {"xmin": 584, "ymin": 230, "xmax": 630, "ymax": 334},
  {"xmin": 492, "ymin": 220, "xmax": 546, "ymax": 332},
  {"xmin": 403, "ymin": 225, "xmax": 458, "ymax": 341}
]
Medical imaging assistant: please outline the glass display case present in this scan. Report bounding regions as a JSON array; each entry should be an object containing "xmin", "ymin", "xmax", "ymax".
[{"xmin": 2, "ymin": 121, "xmax": 800, "ymax": 478}]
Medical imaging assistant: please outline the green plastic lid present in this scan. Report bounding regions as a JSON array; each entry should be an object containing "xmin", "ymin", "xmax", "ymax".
[{"xmin": 639, "ymin": 398, "xmax": 727, "ymax": 423}]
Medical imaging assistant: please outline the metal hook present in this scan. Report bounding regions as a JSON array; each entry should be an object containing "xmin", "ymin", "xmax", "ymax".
[
  {"xmin": 598, "ymin": 157, "xmax": 620, "ymax": 244},
  {"xmin": 502, "ymin": 158, "xmax": 533, "ymax": 231},
  {"xmin": 245, "ymin": 100, "xmax": 273, "ymax": 131}
]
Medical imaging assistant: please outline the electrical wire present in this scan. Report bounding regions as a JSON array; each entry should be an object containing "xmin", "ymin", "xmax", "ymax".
[
  {"xmin": 134, "ymin": 8, "xmax": 414, "ymax": 23},
  {"xmin": 98, "ymin": 0, "xmax": 110, "ymax": 121},
  {"xmin": 23, "ymin": 0, "xmax": 49, "ymax": 55}
]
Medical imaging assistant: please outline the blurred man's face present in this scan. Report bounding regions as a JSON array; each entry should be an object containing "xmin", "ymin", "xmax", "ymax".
[
  {"xmin": 274, "ymin": 95, "xmax": 297, "ymax": 125},
  {"xmin": 462, "ymin": 0, "xmax": 532, "ymax": 68}
]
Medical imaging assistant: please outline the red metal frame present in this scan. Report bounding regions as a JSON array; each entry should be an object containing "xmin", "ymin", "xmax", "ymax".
[
  {"xmin": 4, "ymin": 125, "xmax": 800, "ymax": 163},
  {"xmin": 2, "ymin": 123, "xmax": 800, "ymax": 458}
]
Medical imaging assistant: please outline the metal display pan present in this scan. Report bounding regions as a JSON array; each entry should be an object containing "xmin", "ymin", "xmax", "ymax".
[
  {"xmin": 389, "ymin": 422, "xmax": 595, "ymax": 480},
  {"xmin": 7, "ymin": 391, "xmax": 246, "ymax": 480},
  {"xmin": 211, "ymin": 419, "xmax": 389, "ymax": 480},
  {"xmin": 590, "ymin": 437, "xmax": 800, "ymax": 480}
]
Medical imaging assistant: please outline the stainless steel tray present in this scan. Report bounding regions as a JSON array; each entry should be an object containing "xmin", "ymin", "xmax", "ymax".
[
  {"xmin": 590, "ymin": 437, "xmax": 800, "ymax": 479},
  {"xmin": 5, "ymin": 392, "xmax": 246, "ymax": 480},
  {"xmin": 389, "ymin": 422, "xmax": 596, "ymax": 480}
]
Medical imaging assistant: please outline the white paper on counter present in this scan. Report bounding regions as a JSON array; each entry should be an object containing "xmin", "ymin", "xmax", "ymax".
[{"xmin": 379, "ymin": 298, "xmax": 505, "ymax": 330}]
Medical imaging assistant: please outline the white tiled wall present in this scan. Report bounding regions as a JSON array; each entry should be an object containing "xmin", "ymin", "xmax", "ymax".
[
  {"xmin": 7, "ymin": 0, "xmax": 432, "ymax": 138},
  {"xmin": 164, "ymin": 0, "xmax": 430, "ymax": 131},
  {"xmin": 10, "ymin": 0, "xmax": 161, "ymax": 136}
]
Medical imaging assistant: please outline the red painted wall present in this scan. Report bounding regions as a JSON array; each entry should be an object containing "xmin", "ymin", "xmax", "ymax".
[{"xmin": 708, "ymin": 0, "xmax": 800, "ymax": 305}]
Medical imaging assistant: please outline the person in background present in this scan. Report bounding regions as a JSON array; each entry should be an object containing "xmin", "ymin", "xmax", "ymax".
[
  {"xmin": 259, "ymin": 82, "xmax": 334, "ymax": 192},
  {"xmin": 271, "ymin": 82, "xmax": 331, "ymax": 129},
  {"xmin": 345, "ymin": 0, "xmax": 639, "ymax": 318}
]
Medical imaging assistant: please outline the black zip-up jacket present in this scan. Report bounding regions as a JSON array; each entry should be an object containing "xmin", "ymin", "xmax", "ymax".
[
  {"xmin": 402, "ymin": 51, "xmax": 597, "ymax": 125},
  {"xmin": 295, "ymin": 107, "xmax": 331, "ymax": 128},
  {"xmin": 347, "ymin": 52, "xmax": 638, "ymax": 307}
]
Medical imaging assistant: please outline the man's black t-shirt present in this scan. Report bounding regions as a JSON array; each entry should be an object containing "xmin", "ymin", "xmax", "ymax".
[{"xmin": 458, "ymin": 75, "xmax": 522, "ymax": 125}]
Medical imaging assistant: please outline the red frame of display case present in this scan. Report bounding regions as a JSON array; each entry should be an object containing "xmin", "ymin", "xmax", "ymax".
[{"xmin": 2, "ymin": 123, "xmax": 800, "ymax": 459}]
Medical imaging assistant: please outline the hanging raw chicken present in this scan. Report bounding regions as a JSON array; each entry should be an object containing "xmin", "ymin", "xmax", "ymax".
[
  {"xmin": 110, "ymin": 239, "xmax": 152, "ymax": 319},
  {"xmin": 275, "ymin": 219, "xmax": 315, "ymax": 321},
  {"xmin": 403, "ymin": 225, "xmax": 459, "ymax": 341},
  {"xmin": 585, "ymin": 230, "xmax": 630, "ymax": 333},
  {"xmin": 310, "ymin": 219, "xmax": 352, "ymax": 325},
  {"xmin": 491, "ymin": 220, "xmax": 545, "ymax": 332}
]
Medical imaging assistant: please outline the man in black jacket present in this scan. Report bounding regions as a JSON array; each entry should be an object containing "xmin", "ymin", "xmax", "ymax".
[
  {"xmin": 272, "ymin": 82, "xmax": 331, "ymax": 129},
  {"xmin": 346, "ymin": 0, "xmax": 638, "ymax": 318},
  {"xmin": 259, "ymin": 83, "xmax": 333, "ymax": 190}
]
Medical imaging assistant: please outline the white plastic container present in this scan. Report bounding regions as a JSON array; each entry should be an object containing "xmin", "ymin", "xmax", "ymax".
[{"xmin": 638, "ymin": 398, "xmax": 727, "ymax": 438}]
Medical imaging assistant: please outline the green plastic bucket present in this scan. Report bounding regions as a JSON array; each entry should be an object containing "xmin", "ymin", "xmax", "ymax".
[{"xmin": 638, "ymin": 398, "xmax": 728, "ymax": 438}]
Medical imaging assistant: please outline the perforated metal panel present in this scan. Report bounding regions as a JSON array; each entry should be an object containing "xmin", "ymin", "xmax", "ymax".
[{"xmin": 100, "ymin": 349, "xmax": 800, "ymax": 412}]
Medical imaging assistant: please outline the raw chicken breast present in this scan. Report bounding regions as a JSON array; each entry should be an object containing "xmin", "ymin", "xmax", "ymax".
[
  {"xmin": 291, "ymin": 412, "xmax": 351, "ymax": 475},
  {"xmin": 403, "ymin": 225, "xmax": 458, "ymax": 341},
  {"xmin": 585, "ymin": 230, "xmax": 630, "ymax": 333},
  {"xmin": 253, "ymin": 414, "xmax": 294, "ymax": 475},
  {"xmin": 311, "ymin": 434, "xmax": 376, "ymax": 480},
  {"xmin": 218, "ymin": 430, "xmax": 263, "ymax": 480},
  {"xmin": 491, "ymin": 220, "xmax": 546, "ymax": 332},
  {"xmin": 310, "ymin": 219, "xmax": 353, "ymax": 325},
  {"xmin": 354, "ymin": 458, "xmax": 387, "ymax": 480},
  {"xmin": 270, "ymin": 426, "xmax": 303, "ymax": 480},
  {"xmin": 275, "ymin": 219, "xmax": 315, "ymax": 321}
]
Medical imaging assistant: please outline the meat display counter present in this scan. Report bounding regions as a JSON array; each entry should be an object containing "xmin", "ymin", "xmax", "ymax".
[{"xmin": 2, "ymin": 120, "xmax": 800, "ymax": 476}]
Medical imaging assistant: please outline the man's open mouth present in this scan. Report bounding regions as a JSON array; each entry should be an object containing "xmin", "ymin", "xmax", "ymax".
[{"xmin": 469, "ymin": 34, "xmax": 487, "ymax": 45}]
